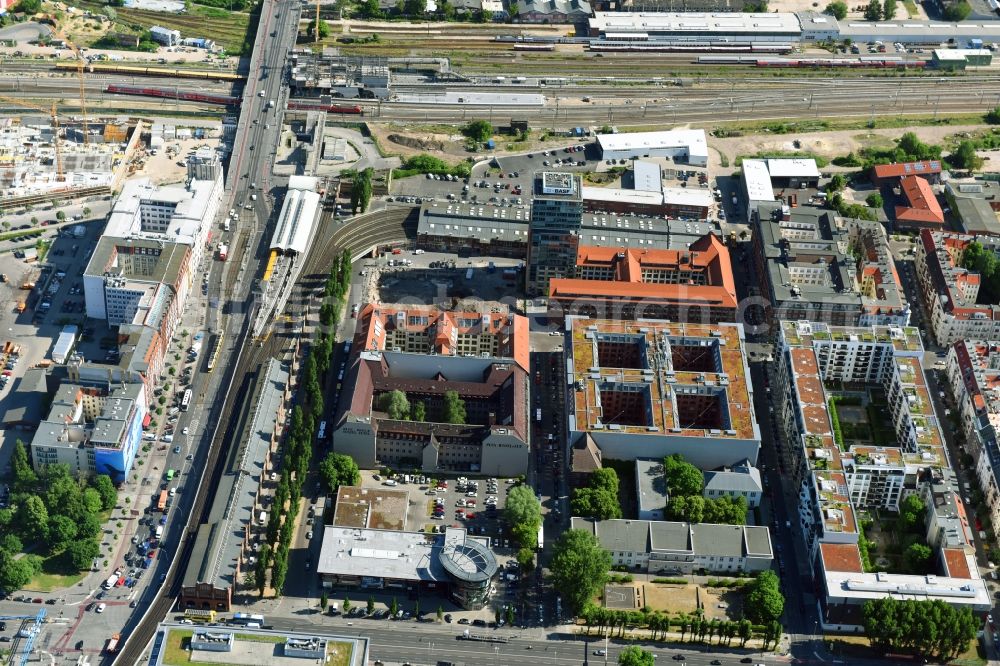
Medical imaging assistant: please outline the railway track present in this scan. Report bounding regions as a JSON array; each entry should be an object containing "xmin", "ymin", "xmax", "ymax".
[{"xmin": 111, "ymin": 205, "xmax": 415, "ymax": 665}]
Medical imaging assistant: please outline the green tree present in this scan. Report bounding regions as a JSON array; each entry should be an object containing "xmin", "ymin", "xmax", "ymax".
[
  {"xmin": 442, "ymin": 390, "xmax": 466, "ymax": 424},
  {"xmin": 548, "ymin": 529, "xmax": 611, "ymax": 615},
  {"xmin": 942, "ymin": 0, "xmax": 971, "ymax": 20},
  {"xmin": 271, "ymin": 551, "xmax": 288, "ymax": 595},
  {"xmin": 46, "ymin": 514, "xmax": 78, "ymax": 551},
  {"xmin": 826, "ymin": 173, "xmax": 847, "ymax": 193},
  {"xmin": 344, "ymin": 596, "xmax": 352, "ymax": 614},
  {"xmin": 950, "ymin": 140, "xmax": 984, "ymax": 171},
  {"xmin": 744, "ymin": 570, "xmax": 784, "ymax": 624},
  {"xmin": 662, "ymin": 454, "xmax": 703, "ymax": 497},
  {"xmin": 516, "ymin": 546, "xmax": 535, "ymax": 572},
  {"xmin": 368, "ymin": 596, "xmax": 376, "ymax": 615},
  {"xmin": 882, "ymin": 0, "xmax": 896, "ymax": 17},
  {"xmin": 320, "ymin": 591, "xmax": 329, "ymax": 611},
  {"xmin": 438, "ymin": 0, "xmax": 455, "ymax": 18},
  {"xmin": 738, "ymin": 618, "xmax": 752, "ymax": 647},
  {"xmin": 403, "ymin": 0, "xmax": 426, "ymax": 13},
  {"xmin": 865, "ymin": 192, "xmax": 884, "ymax": 209},
  {"xmin": 863, "ymin": 0, "xmax": 882, "ymax": 19},
  {"xmin": 379, "ymin": 390, "xmax": 410, "ymax": 420},
  {"xmin": 390, "ymin": 597, "xmax": 399, "ymax": 617},
  {"xmin": 0, "ymin": 533, "xmax": 22, "ymax": 554},
  {"xmin": 898, "ymin": 494, "xmax": 927, "ymax": 533},
  {"xmin": 571, "ymin": 487, "xmax": 622, "ymax": 519},
  {"xmin": 897, "ymin": 132, "xmax": 940, "ymax": 161},
  {"xmin": 903, "ymin": 542, "xmax": 932, "ymax": 574},
  {"xmin": 256, "ymin": 544, "xmax": 271, "ymax": 597},
  {"xmin": 462, "ymin": 120, "xmax": 493, "ymax": 144},
  {"xmin": 589, "ymin": 468, "xmax": 619, "ymax": 495},
  {"xmin": 11, "ymin": 439, "xmax": 37, "ymax": 492},
  {"xmin": 82, "ymin": 487, "xmax": 102, "ymax": 515},
  {"xmin": 318, "ymin": 452, "xmax": 361, "ymax": 494},
  {"xmin": 506, "ymin": 605, "xmax": 515, "ymax": 625},
  {"xmin": 410, "ymin": 401, "xmax": 426, "ymax": 422},
  {"xmin": 508, "ymin": 1, "xmax": 519, "ymax": 13},
  {"xmin": 15, "ymin": 495, "xmax": 48, "ymax": 543},
  {"xmin": 14, "ymin": 0, "xmax": 41, "ymax": 13},
  {"xmin": 505, "ymin": 485, "xmax": 542, "ymax": 548},
  {"xmin": 986, "ymin": 106, "xmax": 1000, "ymax": 124},
  {"xmin": 618, "ymin": 646, "xmax": 654, "ymax": 666},
  {"xmin": 437, "ymin": 605, "xmax": 444, "ymax": 622},
  {"xmin": 0, "ymin": 548, "xmax": 34, "ymax": 591},
  {"xmin": 824, "ymin": 0, "xmax": 847, "ymax": 18},
  {"xmin": 65, "ymin": 537, "xmax": 100, "ymax": 572},
  {"xmin": 82, "ymin": 207, "xmax": 91, "ymax": 217}
]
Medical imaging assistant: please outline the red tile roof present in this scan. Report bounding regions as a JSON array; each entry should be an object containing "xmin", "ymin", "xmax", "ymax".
[
  {"xmin": 872, "ymin": 160, "xmax": 942, "ymax": 180},
  {"xmin": 895, "ymin": 175, "xmax": 945, "ymax": 226}
]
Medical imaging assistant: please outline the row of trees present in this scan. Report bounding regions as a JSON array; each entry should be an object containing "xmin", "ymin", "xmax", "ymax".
[
  {"xmin": 862, "ymin": 597, "xmax": 978, "ymax": 660},
  {"xmin": 258, "ymin": 255, "xmax": 353, "ymax": 596},
  {"xmin": 505, "ymin": 484, "xmax": 541, "ymax": 569},
  {"xmin": 662, "ymin": 454, "xmax": 748, "ymax": 525},
  {"xmin": 350, "ymin": 168, "xmax": 373, "ymax": 214},
  {"xmin": 0, "ymin": 443, "xmax": 116, "ymax": 591},
  {"xmin": 571, "ymin": 467, "xmax": 622, "ymax": 520},
  {"xmin": 584, "ymin": 606, "xmax": 759, "ymax": 647},
  {"xmin": 319, "ymin": 249, "xmax": 352, "ymax": 328},
  {"xmin": 377, "ymin": 389, "xmax": 465, "ymax": 423}
]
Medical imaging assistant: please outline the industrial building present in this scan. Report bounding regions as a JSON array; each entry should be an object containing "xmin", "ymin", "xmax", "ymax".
[
  {"xmin": 571, "ymin": 517, "xmax": 773, "ymax": 575},
  {"xmin": 316, "ymin": 526, "xmax": 498, "ymax": 609},
  {"xmin": 943, "ymin": 179, "xmax": 1000, "ymax": 237},
  {"xmin": 596, "ymin": 129, "xmax": 708, "ymax": 166},
  {"xmin": 914, "ymin": 229, "xmax": 1000, "ymax": 345},
  {"xmin": 334, "ymin": 304, "xmax": 530, "ymax": 476},
  {"xmin": 773, "ymin": 320, "xmax": 989, "ymax": 627},
  {"xmin": 741, "ymin": 158, "xmax": 820, "ymax": 221},
  {"xmin": 28, "ymin": 379, "xmax": 147, "ymax": 484},
  {"xmin": 564, "ymin": 317, "xmax": 760, "ymax": 470},
  {"xmin": 751, "ymin": 202, "xmax": 910, "ymax": 328},
  {"xmin": 588, "ymin": 11, "xmax": 803, "ymax": 42},
  {"xmin": 179, "ymin": 359, "xmax": 288, "ymax": 612},
  {"xmin": 547, "ymin": 233, "xmax": 739, "ymax": 323},
  {"xmin": 944, "ymin": 340, "xmax": 1000, "ymax": 541}
]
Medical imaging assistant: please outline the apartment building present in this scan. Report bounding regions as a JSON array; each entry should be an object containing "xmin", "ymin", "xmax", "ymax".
[
  {"xmin": 564, "ymin": 317, "xmax": 760, "ymax": 471},
  {"xmin": 751, "ymin": 203, "xmax": 909, "ymax": 329},
  {"xmin": 29, "ymin": 380, "xmax": 148, "ymax": 484},
  {"xmin": 914, "ymin": 229, "xmax": 1000, "ymax": 345},
  {"xmin": 945, "ymin": 340, "xmax": 1000, "ymax": 533},
  {"xmin": 773, "ymin": 320, "xmax": 990, "ymax": 626}
]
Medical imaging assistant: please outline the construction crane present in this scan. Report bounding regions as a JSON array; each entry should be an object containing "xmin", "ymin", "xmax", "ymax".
[
  {"xmin": 0, "ymin": 94, "xmax": 64, "ymax": 180},
  {"xmin": 315, "ymin": 0, "xmax": 321, "ymax": 42},
  {"xmin": 50, "ymin": 27, "xmax": 90, "ymax": 145}
]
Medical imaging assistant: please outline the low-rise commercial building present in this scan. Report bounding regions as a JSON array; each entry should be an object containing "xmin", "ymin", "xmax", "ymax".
[
  {"xmin": 316, "ymin": 526, "xmax": 498, "ymax": 609},
  {"xmin": 741, "ymin": 158, "xmax": 820, "ymax": 221},
  {"xmin": 547, "ymin": 234, "xmax": 738, "ymax": 324},
  {"xmin": 944, "ymin": 179, "xmax": 1000, "ymax": 237},
  {"xmin": 751, "ymin": 203, "xmax": 909, "ymax": 328},
  {"xmin": 595, "ymin": 129, "xmax": 708, "ymax": 166},
  {"xmin": 773, "ymin": 320, "xmax": 990, "ymax": 627},
  {"xmin": 571, "ymin": 517, "xmax": 773, "ymax": 575},
  {"xmin": 914, "ymin": 229, "xmax": 1000, "ymax": 345},
  {"xmin": 565, "ymin": 317, "xmax": 760, "ymax": 470}
]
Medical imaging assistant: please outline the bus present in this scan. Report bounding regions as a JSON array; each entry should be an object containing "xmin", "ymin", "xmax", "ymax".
[
  {"xmin": 317, "ymin": 420, "xmax": 327, "ymax": 442},
  {"xmin": 156, "ymin": 489, "xmax": 168, "ymax": 511},
  {"xmin": 535, "ymin": 408, "xmax": 542, "ymax": 424},
  {"xmin": 105, "ymin": 633, "xmax": 121, "ymax": 654},
  {"xmin": 206, "ymin": 333, "xmax": 224, "ymax": 373},
  {"xmin": 180, "ymin": 389, "xmax": 193, "ymax": 411},
  {"xmin": 229, "ymin": 612, "xmax": 265, "ymax": 626},
  {"xmin": 184, "ymin": 609, "xmax": 216, "ymax": 624}
]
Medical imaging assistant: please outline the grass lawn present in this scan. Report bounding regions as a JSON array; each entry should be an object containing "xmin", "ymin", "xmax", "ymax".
[
  {"xmin": 23, "ymin": 553, "xmax": 86, "ymax": 593},
  {"xmin": 161, "ymin": 629, "xmax": 355, "ymax": 666},
  {"xmin": 327, "ymin": 640, "xmax": 355, "ymax": 666},
  {"xmin": 162, "ymin": 629, "xmax": 193, "ymax": 665},
  {"xmin": 71, "ymin": 0, "xmax": 255, "ymax": 54},
  {"xmin": 825, "ymin": 634, "xmax": 986, "ymax": 665},
  {"xmin": 903, "ymin": 0, "xmax": 919, "ymax": 15}
]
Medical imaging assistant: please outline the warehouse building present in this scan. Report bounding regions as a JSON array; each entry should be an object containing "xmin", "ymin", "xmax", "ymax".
[
  {"xmin": 588, "ymin": 11, "xmax": 803, "ymax": 43},
  {"xmin": 596, "ymin": 129, "xmax": 709, "ymax": 166},
  {"xmin": 944, "ymin": 179, "xmax": 1000, "ymax": 237}
]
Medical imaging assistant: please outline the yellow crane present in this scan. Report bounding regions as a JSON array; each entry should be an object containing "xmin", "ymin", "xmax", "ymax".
[
  {"xmin": 315, "ymin": 0, "xmax": 321, "ymax": 43},
  {"xmin": 51, "ymin": 27, "xmax": 90, "ymax": 145},
  {"xmin": 0, "ymin": 94, "xmax": 64, "ymax": 181}
]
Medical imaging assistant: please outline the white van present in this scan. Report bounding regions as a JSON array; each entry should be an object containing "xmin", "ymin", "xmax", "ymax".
[
  {"xmin": 161, "ymin": 435, "xmax": 174, "ymax": 443},
  {"xmin": 155, "ymin": 525, "xmax": 163, "ymax": 539}
]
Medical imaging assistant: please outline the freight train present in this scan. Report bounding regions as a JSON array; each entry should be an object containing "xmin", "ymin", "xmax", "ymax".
[
  {"xmin": 105, "ymin": 84, "xmax": 239, "ymax": 106},
  {"xmin": 58, "ymin": 61, "xmax": 243, "ymax": 81},
  {"xmin": 591, "ymin": 39, "xmax": 794, "ymax": 53}
]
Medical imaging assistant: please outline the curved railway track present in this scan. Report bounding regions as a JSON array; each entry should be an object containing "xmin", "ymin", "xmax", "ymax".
[{"xmin": 111, "ymin": 205, "xmax": 416, "ymax": 665}]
